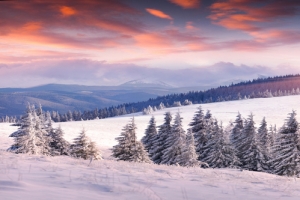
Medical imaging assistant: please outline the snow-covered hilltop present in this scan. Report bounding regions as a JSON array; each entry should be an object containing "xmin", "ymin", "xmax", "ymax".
[
  {"xmin": 119, "ymin": 79, "xmax": 173, "ymax": 88},
  {"xmin": 2, "ymin": 95, "xmax": 300, "ymax": 199}
]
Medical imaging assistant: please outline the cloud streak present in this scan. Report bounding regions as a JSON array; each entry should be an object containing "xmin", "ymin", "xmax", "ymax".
[
  {"xmin": 146, "ymin": 8, "xmax": 173, "ymax": 20},
  {"xmin": 169, "ymin": 0, "xmax": 200, "ymax": 9}
]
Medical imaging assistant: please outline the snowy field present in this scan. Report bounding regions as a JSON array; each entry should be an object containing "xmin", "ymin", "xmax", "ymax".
[{"xmin": 1, "ymin": 95, "xmax": 300, "ymax": 199}]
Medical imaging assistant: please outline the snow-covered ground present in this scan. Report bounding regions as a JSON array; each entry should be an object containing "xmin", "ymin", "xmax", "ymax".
[{"xmin": 1, "ymin": 95, "xmax": 300, "ymax": 199}]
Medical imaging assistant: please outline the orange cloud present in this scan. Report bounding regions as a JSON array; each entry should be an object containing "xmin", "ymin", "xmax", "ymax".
[
  {"xmin": 146, "ymin": 8, "xmax": 173, "ymax": 20},
  {"xmin": 134, "ymin": 33, "xmax": 172, "ymax": 49},
  {"xmin": 169, "ymin": 0, "xmax": 200, "ymax": 9},
  {"xmin": 209, "ymin": 0, "xmax": 300, "ymax": 33},
  {"xmin": 60, "ymin": 6, "xmax": 77, "ymax": 17},
  {"xmin": 22, "ymin": 22, "xmax": 42, "ymax": 32},
  {"xmin": 185, "ymin": 22, "xmax": 197, "ymax": 30}
]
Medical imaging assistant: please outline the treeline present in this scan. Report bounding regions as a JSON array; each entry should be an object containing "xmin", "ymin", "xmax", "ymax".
[
  {"xmin": 3, "ymin": 74, "xmax": 300, "ymax": 123},
  {"xmin": 0, "ymin": 115, "xmax": 18, "ymax": 123},
  {"xmin": 8, "ymin": 104, "xmax": 102, "ymax": 160},
  {"xmin": 52, "ymin": 74, "xmax": 300, "ymax": 122},
  {"xmin": 113, "ymin": 107, "xmax": 300, "ymax": 176}
]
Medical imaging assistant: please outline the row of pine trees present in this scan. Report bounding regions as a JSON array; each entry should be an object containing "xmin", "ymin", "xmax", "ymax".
[
  {"xmin": 112, "ymin": 106, "xmax": 300, "ymax": 177},
  {"xmin": 8, "ymin": 104, "xmax": 102, "ymax": 160},
  {"xmin": 8, "ymin": 103, "xmax": 300, "ymax": 177}
]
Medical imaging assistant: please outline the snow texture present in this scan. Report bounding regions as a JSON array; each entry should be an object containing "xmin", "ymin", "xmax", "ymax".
[{"xmin": 2, "ymin": 95, "xmax": 300, "ymax": 199}]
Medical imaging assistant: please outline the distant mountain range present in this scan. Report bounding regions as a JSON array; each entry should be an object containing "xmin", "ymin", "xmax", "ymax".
[
  {"xmin": 0, "ymin": 79, "xmax": 211, "ymax": 117},
  {"xmin": 119, "ymin": 79, "xmax": 174, "ymax": 88}
]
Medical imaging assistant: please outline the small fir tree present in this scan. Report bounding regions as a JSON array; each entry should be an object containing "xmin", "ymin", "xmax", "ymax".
[
  {"xmin": 149, "ymin": 112, "xmax": 172, "ymax": 164},
  {"xmin": 179, "ymin": 129, "xmax": 201, "ymax": 167},
  {"xmin": 141, "ymin": 116, "xmax": 157, "ymax": 157},
  {"xmin": 271, "ymin": 111, "xmax": 300, "ymax": 176},
  {"xmin": 112, "ymin": 117, "xmax": 151, "ymax": 163},
  {"xmin": 189, "ymin": 106, "xmax": 207, "ymax": 159},
  {"xmin": 240, "ymin": 114, "xmax": 269, "ymax": 171},
  {"xmin": 71, "ymin": 129, "xmax": 102, "ymax": 160},
  {"xmin": 161, "ymin": 112, "xmax": 186, "ymax": 165},
  {"xmin": 230, "ymin": 112, "xmax": 244, "ymax": 161},
  {"xmin": 49, "ymin": 126, "xmax": 70, "ymax": 156},
  {"xmin": 257, "ymin": 117, "xmax": 268, "ymax": 150}
]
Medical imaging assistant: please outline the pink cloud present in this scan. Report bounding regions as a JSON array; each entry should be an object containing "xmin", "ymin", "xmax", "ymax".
[
  {"xmin": 146, "ymin": 8, "xmax": 173, "ymax": 20},
  {"xmin": 169, "ymin": 0, "xmax": 200, "ymax": 9}
]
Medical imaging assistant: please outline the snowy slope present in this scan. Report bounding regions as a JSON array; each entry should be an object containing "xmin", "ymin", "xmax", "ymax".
[
  {"xmin": 59, "ymin": 95, "xmax": 300, "ymax": 150},
  {"xmin": 1, "ymin": 95, "xmax": 300, "ymax": 199}
]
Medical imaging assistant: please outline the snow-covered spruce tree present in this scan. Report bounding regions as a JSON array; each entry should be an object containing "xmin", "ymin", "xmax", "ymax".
[
  {"xmin": 267, "ymin": 125, "xmax": 276, "ymax": 159},
  {"xmin": 8, "ymin": 112, "xmax": 37, "ymax": 154},
  {"xmin": 239, "ymin": 114, "xmax": 269, "ymax": 171},
  {"xmin": 158, "ymin": 102, "xmax": 165, "ymax": 110},
  {"xmin": 32, "ymin": 109, "xmax": 52, "ymax": 155},
  {"xmin": 9, "ymin": 103, "xmax": 35, "ymax": 138},
  {"xmin": 257, "ymin": 117, "xmax": 268, "ymax": 150},
  {"xmin": 223, "ymin": 121, "xmax": 234, "ymax": 143},
  {"xmin": 8, "ymin": 104, "xmax": 52, "ymax": 155},
  {"xmin": 271, "ymin": 111, "xmax": 300, "ymax": 176},
  {"xmin": 161, "ymin": 112, "xmax": 186, "ymax": 165},
  {"xmin": 203, "ymin": 110, "xmax": 214, "ymax": 140},
  {"xmin": 257, "ymin": 117, "xmax": 273, "ymax": 164},
  {"xmin": 201, "ymin": 120, "xmax": 239, "ymax": 168},
  {"xmin": 49, "ymin": 126, "xmax": 70, "ymax": 156},
  {"xmin": 112, "ymin": 124, "xmax": 132, "ymax": 161},
  {"xmin": 112, "ymin": 118, "xmax": 151, "ymax": 163},
  {"xmin": 149, "ymin": 112, "xmax": 172, "ymax": 164},
  {"xmin": 230, "ymin": 112, "xmax": 244, "ymax": 161},
  {"xmin": 189, "ymin": 106, "xmax": 207, "ymax": 159},
  {"xmin": 179, "ymin": 129, "xmax": 201, "ymax": 167},
  {"xmin": 71, "ymin": 129, "xmax": 102, "ymax": 160},
  {"xmin": 141, "ymin": 116, "xmax": 157, "ymax": 157}
]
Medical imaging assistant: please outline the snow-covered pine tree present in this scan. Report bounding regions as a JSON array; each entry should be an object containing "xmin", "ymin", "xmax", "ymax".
[
  {"xmin": 129, "ymin": 141, "xmax": 152, "ymax": 163},
  {"xmin": 9, "ymin": 103, "xmax": 34, "ymax": 138},
  {"xmin": 189, "ymin": 106, "xmax": 207, "ymax": 159},
  {"xmin": 230, "ymin": 112, "xmax": 244, "ymax": 161},
  {"xmin": 44, "ymin": 111, "xmax": 53, "ymax": 133},
  {"xmin": 112, "ymin": 117, "xmax": 150, "ymax": 163},
  {"xmin": 32, "ymin": 109, "xmax": 52, "ymax": 155},
  {"xmin": 257, "ymin": 117, "xmax": 271, "ymax": 159},
  {"xmin": 87, "ymin": 140, "xmax": 102, "ymax": 160},
  {"xmin": 141, "ymin": 116, "xmax": 157, "ymax": 157},
  {"xmin": 179, "ymin": 129, "xmax": 201, "ymax": 167},
  {"xmin": 158, "ymin": 102, "xmax": 165, "ymax": 110},
  {"xmin": 240, "ymin": 114, "xmax": 269, "ymax": 171},
  {"xmin": 8, "ymin": 111, "xmax": 38, "ymax": 154},
  {"xmin": 271, "ymin": 111, "xmax": 300, "ymax": 176},
  {"xmin": 257, "ymin": 117, "xmax": 268, "ymax": 148},
  {"xmin": 71, "ymin": 129, "xmax": 102, "ymax": 160},
  {"xmin": 201, "ymin": 120, "xmax": 239, "ymax": 168},
  {"xmin": 127, "ymin": 117, "xmax": 151, "ymax": 163},
  {"xmin": 149, "ymin": 112, "xmax": 172, "ymax": 164},
  {"xmin": 203, "ymin": 109, "xmax": 214, "ymax": 143},
  {"xmin": 224, "ymin": 121, "xmax": 234, "ymax": 143},
  {"xmin": 161, "ymin": 112, "xmax": 186, "ymax": 165},
  {"xmin": 267, "ymin": 125, "xmax": 276, "ymax": 159},
  {"xmin": 49, "ymin": 126, "xmax": 70, "ymax": 156},
  {"xmin": 8, "ymin": 103, "xmax": 52, "ymax": 155},
  {"xmin": 112, "ymin": 124, "xmax": 132, "ymax": 161}
]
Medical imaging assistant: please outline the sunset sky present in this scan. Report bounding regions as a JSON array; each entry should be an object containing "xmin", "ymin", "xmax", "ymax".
[{"xmin": 0, "ymin": 0, "xmax": 300, "ymax": 87}]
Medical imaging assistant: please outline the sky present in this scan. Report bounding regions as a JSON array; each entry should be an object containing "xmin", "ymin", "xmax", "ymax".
[{"xmin": 0, "ymin": 0, "xmax": 300, "ymax": 87}]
